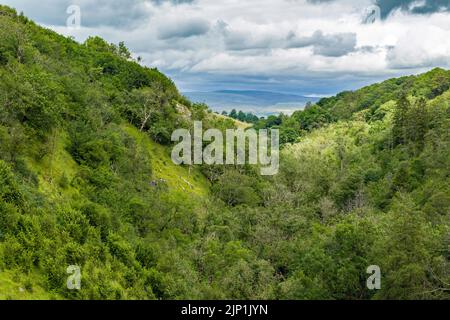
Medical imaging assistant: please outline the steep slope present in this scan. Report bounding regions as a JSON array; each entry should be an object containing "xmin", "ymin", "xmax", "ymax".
[{"xmin": 0, "ymin": 5, "xmax": 214, "ymax": 299}]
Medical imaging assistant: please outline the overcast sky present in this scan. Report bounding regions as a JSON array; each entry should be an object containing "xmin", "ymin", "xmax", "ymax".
[{"xmin": 3, "ymin": 0, "xmax": 450, "ymax": 95}]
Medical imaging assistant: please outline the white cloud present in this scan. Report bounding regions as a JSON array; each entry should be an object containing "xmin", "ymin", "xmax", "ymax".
[{"xmin": 387, "ymin": 25, "xmax": 450, "ymax": 68}]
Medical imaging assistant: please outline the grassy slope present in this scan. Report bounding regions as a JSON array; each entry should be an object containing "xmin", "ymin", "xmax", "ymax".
[
  {"xmin": 0, "ymin": 270, "xmax": 61, "ymax": 300},
  {"xmin": 210, "ymin": 113, "xmax": 252, "ymax": 130},
  {"xmin": 27, "ymin": 124, "xmax": 210, "ymax": 200},
  {"xmin": 1, "ymin": 123, "xmax": 210, "ymax": 300},
  {"xmin": 122, "ymin": 124, "xmax": 210, "ymax": 197}
]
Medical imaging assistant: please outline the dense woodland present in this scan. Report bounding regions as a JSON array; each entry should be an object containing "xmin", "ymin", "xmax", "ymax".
[
  {"xmin": 221, "ymin": 109, "xmax": 260, "ymax": 124},
  {"xmin": 0, "ymin": 6, "xmax": 449, "ymax": 299}
]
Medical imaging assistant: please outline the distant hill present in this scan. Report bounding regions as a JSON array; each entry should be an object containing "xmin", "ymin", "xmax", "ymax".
[{"xmin": 184, "ymin": 90, "xmax": 321, "ymax": 116}]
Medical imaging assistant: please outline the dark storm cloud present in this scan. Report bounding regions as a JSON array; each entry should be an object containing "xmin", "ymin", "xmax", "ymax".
[
  {"xmin": 306, "ymin": 0, "xmax": 335, "ymax": 3},
  {"xmin": 217, "ymin": 21, "xmax": 279, "ymax": 51},
  {"xmin": 287, "ymin": 30, "xmax": 357, "ymax": 57},
  {"xmin": 376, "ymin": 0, "xmax": 450, "ymax": 18},
  {"xmin": 81, "ymin": 0, "xmax": 151, "ymax": 28},
  {"xmin": 158, "ymin": 18, "xmax": 210, "ymax": 39},
  {"xmin": 307, "ymin": 0, "xmax": 450, "ymax": 18},
  {"xmin": 150, "ymin": 0, "xmax": 195, "ymax": 5}
]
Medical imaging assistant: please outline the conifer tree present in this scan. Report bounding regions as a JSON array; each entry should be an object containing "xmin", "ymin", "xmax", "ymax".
[{"xmin": 392, "ymin": 92, "xmax": 410, "ymax": 146}]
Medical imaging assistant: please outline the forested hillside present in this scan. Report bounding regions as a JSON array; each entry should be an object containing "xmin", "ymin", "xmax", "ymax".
[{"xmin": 0, "ymin": 5, "xmax": 448, "ymax": 300}]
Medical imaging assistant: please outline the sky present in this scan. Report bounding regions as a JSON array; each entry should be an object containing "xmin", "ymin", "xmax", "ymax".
[{"xmin": 2, "ymin": 0, "xmax": 450, "ymax": 96}]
